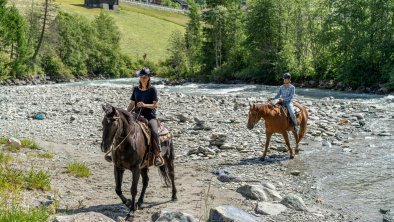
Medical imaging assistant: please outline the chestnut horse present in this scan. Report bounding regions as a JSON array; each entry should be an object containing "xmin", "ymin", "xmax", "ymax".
[
  {"xmin": 101, "ymin": 104, "xmax": 177, "ymax": 218},
  {"xmin": 247, "ymin": 102, "xmax": 308, "ymax": 160}
]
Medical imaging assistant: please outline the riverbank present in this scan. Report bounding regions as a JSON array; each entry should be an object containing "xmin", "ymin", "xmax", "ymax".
[
  {"xmin": 1, "ymin": 83, "xmax": 391, "ymax": 221},
  {"xmin": 1, "ymin": 74, "xmax": 393, "ymax": 96}
]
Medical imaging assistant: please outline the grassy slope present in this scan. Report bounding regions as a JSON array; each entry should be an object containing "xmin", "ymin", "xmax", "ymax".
[{"xmin": 51, "ymin": 0, "xmax": 188, "ymax": 62}]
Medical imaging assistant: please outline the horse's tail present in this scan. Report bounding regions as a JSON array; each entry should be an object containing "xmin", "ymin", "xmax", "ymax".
[
  {"xmin": 158, "ymin": 139, "xmax": 174, "ymax": 187},
  {"xmin": 295, "ymin": 103, "xmax": 308, "ymax": 141}
]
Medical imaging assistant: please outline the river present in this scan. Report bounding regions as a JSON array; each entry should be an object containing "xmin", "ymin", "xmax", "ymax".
[{"xmin": 62, "ymin": 77, "xmax": 393, "ymax": 221}]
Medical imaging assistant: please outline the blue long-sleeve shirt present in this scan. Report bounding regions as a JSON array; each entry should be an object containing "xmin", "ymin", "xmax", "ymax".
[{"xmin": 274, "ymin": 84, "xmax": 295, "ymax": 103}]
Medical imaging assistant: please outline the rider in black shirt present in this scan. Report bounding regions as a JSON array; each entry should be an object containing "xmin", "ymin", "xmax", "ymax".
[{"xmin": 127, "ymin": 68, "xmax": 164, "ymax": 167}]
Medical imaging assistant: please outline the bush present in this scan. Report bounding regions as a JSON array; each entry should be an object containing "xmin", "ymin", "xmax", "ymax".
[
  {"xmin": 0, "ymin": 207, "xmax": 49, "ymax": 222},
  {"xmin": 66, "ymin": 162, "xmax": 90, "ymax": 177},
  {"xmin": 37, "ymin": 152, "xmax": 54, "ymax": 159},
  {"xmin": 24, "ymin": 170, "xmax": 51, "ymax": 191},
  {"xmin": 20, "ymin": 139, "xmax": 39, "ymax": 150},
  {"xmin": 41, "ymin": 49, "xmax": 73, "ymax": 80}
]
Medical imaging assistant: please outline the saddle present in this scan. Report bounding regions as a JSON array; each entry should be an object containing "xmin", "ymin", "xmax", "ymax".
[
  {"xmin": 131, "ymin": 113, "xmax": 173, "ymax": 146},
  {"xmin": 131, "ymin": 113, "xmax": 173, "ymax": 169},
  {"xmin": 275, "ymin": 101, "xmax": 301, "ymax": 126}
]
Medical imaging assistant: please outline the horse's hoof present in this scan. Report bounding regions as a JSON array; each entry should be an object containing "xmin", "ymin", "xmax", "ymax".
[
  {"xmin": 136, "ymin": 200, "xmax": 143, "ymax": 209},
  {"xmin": 172, "ymin": 196, "xmax": 178, "ymax": 201},
  {"xmin": 259, "ymin": 156, "xmax": 265, "ymax": 161},
  {"xmin": 290, "ymin": 155, "xmax": 295, "ymax": 159},
  {"xmin": 295, "ymin": 150, "xmax": 300, "ymax": 154},
  {"xmin": 125, "ymin": 199, "xmax": 132, "ymax": 209},
  {"xmin": 125, "ymin": 210, "xmax": 134, "ymax": 221}
]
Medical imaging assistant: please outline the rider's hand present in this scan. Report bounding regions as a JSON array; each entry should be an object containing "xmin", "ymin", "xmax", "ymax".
[{"xmin": 137, "ymin": 102, "xmax": 145, "ymax": 108}]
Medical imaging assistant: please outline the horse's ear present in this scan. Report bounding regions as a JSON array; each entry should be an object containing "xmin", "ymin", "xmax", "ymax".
[
  {"xmin": 102, "ymin": 104, "xmax": 107, "ymax": 112},
  {"xmin": 252, "ymin": 104, "xmax": 256, "ymax": 110},
  {"xmin": 111, "ymin": 106, "xmax": 117, "ymax": 116},
  {"xmin": 249, "ymin": 101, "xmax": 252, "ymax": 107}
]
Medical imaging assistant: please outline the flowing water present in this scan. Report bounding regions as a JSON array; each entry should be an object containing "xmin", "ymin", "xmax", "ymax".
[{"xmin": 64, "ymin": 78, "xmax": 393, "ymax": 221}]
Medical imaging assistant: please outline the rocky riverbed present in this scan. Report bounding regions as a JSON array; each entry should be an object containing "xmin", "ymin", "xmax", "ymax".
[{"xmin": 0, "ymin": 83, "xmax": 392, "ymax": 221}]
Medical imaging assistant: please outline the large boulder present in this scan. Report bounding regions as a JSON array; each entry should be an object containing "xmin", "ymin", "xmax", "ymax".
[
  {"xmin": 236, "ymin": 185, "xmax": 282, "ymax": 201},
  {"xmin": 280, "ymin": 193, "xmax": 308, "ymax": 211},
  {"xmin": 53, "ymin": 212, "xmax": 115, "ymax": 222},
  {"xmin": 255, "ymin": 202, "xmax": 287, "ymax": 215},
  {"xmin": 209, "ymin": 205, "xmax": 263, "ymax": 222},
  {"xmin": 152, "ymin": 211, "xmax": 197, "ymax": 222}
]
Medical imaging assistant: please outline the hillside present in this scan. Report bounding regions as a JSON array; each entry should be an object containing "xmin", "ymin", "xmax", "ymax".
[{"xmin": 32, "ymin": 0, "xmax": 188, "ymax": 62}]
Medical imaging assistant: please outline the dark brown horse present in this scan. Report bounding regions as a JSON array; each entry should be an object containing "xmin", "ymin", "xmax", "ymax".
[
  {"xmin": 101, "ymin": 104, "xmax": 177, "ymax": 218},
  {"xmin": 247, "ymin": 102, "xmax": 308, "ymax": 160}
]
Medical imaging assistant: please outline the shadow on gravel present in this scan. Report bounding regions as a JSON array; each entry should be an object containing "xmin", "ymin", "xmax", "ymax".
[
  {"xmin": 57, "ymin": 200, "xmax": 173, "ymax": 220},
  {"xmin": 57, "ymin": 203, "xmax": 129, "ymax": 220},
  {"xmin": 219, "ymin": 154, "xmax": 290, "ymax": 166}
]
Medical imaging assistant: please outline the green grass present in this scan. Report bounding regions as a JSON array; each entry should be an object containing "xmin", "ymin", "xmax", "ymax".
[
  {"xmin": 0, "ymin": 206, "xmax": 49, "ymax": 222},
  {"xmin": 54, "ymin": 0, "xmax": 188, "ymax": 62},
  {"xmin": 24, "ymin": 170, "xmax": 51, "ymax": 191},
  {"xmin": 0, "ymin": 137, "xmax": 7, "ymax": 144},
  {"xmin": 20, "ymin": 139, "xmax": 39, "ymax": 150},
  {"xmin": 66, "ymin": 162, "xmax": 90, "ymax": 177},
  {"xmin": 0, "ymin": 152, "xmax": 11, "ymax": 166},
  {"xmin": 37, "ymin": 152, "xmax": 54, "ymax": 159}
]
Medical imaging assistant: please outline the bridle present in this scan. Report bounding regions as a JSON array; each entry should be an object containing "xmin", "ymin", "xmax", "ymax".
[{"xmin": 104, "ymin": 108, "xmax": 142, "ymax": 161}]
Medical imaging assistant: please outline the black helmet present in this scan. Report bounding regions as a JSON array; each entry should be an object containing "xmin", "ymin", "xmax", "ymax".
[
  {"xmin": 136, "ymin": 67, "xmax": 151, "ymax": 77},
  {"xmin": 283, "ymin": 72, "xmax": 291, "ymax": 79}
]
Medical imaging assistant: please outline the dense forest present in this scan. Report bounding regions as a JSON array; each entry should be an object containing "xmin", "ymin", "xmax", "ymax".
[
  {"xmin": 163, "ymin": 0, "xmax": 394, "ymax": 92},
  {"xmin": 1, "ymin": 0, "xmax": 393, "ymax": 92}
]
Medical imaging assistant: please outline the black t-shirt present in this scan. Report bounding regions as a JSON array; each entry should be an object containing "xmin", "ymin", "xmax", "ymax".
[{"xmin": 130, "ymin": 86, "xmax": 158, "ymax": 120}]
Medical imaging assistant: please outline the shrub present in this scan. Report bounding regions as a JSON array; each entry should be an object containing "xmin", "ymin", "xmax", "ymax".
[
  {"xmin": 20, "ymin": 139, "xmax": 39, "ymax": 150},
  {"xmin": 66, "ymin": 162, "xmax": 90, "ymax": 177},
  {"xmin": 24, "ymin": 170, "xmax": 51, "ymax": 191}
]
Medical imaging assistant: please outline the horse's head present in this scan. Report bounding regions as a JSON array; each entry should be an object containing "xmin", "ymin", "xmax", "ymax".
[
  {"xmin": 101, "ymin": 104, "xmax": 120, "ymax": 153},
  {"xmin": 247, "ymin": 102, "xmax": 261, "ymax": 130}
]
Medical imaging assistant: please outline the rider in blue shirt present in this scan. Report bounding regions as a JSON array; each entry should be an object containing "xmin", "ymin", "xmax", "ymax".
[{"xmin": 269, "ymin": 73, "xmax": 299, "ymax": 133}]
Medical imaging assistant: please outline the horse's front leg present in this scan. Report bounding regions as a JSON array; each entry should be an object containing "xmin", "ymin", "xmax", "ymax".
[
  {"xmin": 127, "ymin": 168, "xmax": 141, "ymax": 215},
  {"xmin": 137, "ymin": 168, "xmax": 149, "ymax": 208},
  {"xmin": 260, "ymin": 132, "xmax": 273, "ymax": 161},
  {"xmin": 282, "ymin": 131, "xmax": 294, "ymax": 159},
  {"xmin": 114, "ymin": 166, "xmax": 128, "ymax": 206}
]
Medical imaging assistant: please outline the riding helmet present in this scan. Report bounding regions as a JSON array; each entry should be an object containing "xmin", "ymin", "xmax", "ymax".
[
  {"xmin": 136, "ymin": 67, "xmax": 151, "ymax": 77},
  {"xmin": 283, "ymin": 72, "xmax": 291, "ymax": 79}
]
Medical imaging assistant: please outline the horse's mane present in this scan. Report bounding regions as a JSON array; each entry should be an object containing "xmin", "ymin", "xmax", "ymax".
[{"xmin": 116, "ymin": 108, "xmax": 134, "ymax": 125}]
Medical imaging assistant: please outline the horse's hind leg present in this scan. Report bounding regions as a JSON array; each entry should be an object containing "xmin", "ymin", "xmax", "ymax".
[
  {"xmin": 137, "ymin": 168, "xmax": 149, "ymax": 208},
  {"xmin": 260, "ymin": 132, "xmax": 273, "ymax": 161},
  {"xmin": 292, "ymin": 130, "xmax": 300, "ymax": 154},
  {"xmin": 167, "ymin": 141, "xmax": 177, "ymax": 201},
  {"xmin": 282, "ymin": 132, "xmax": 294, "ymax": 159},
  {"xmin": 114, "ymin": 167, "xmax": 130, "ymax": 206}
]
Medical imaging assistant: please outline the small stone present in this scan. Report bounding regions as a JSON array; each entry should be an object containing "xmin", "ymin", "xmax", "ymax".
[
  {"xmin": 322, "ymin": 140, "xmax": 332, "ymax": 147},
  {"xmin": 343, "ymin": 148, "xmax": 352, "ymax": 152},
  {"xmin": 70, "ymin": 115, "xmax": 76, "ymax": 122},
  {"xmin": 280, "ymin": 193, "xmax": 308, "ymax": 211},
  {"xmin": 290, "ymin": 170, "xmax": 301, "ymax": 176},
  {"xmin": 255, "ymin": 202, "xmax": 287, "ymax": 215},
  {"xmin": 152, "ymin": 210, "xmax": 197, "ymax": 222}
]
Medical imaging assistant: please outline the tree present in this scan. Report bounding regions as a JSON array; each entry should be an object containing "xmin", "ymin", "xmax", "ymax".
[
  {"xmin": 185, "ymin": 1, "xmax": 202, "ymax": 78},
  {"xmin": 165, "ymin": 30, "xmax": 188, "ymax": 78}
]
